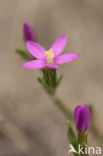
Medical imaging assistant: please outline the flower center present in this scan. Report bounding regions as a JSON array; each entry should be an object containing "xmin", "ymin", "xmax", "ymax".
[{"xmin": 45, "ymin": 49, "xmax": 54, "ymax": 64}]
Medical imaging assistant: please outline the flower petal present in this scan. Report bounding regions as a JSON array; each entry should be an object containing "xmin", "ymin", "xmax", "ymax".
[
  {"xmin": 46, "ymin": 64, "xmax": 59, "ymax": 69},
  {"xmin": 74, "ymin": 105, "xmax": 90, "ymax": 132},
  {"xmin": 23, "ymin": 23, "xmax": 35, "ymax": 41},
  {"xmin": 74, "ymin": 105, "xmax": 81, "ymax": 121},
  {"xmin": 55, "ymin": 53, "xmax": 80, "ymax": 64},
  {"xmin": 22, "ymin": 60, "xmax": 46, "ymax": 69},
  {"xmin": 51, "ymin": 35, "xmax": 67, "ymax": 56},
  {"xmin": 26, "ymin": 41, "xmax": 46, "ymax": 59}
]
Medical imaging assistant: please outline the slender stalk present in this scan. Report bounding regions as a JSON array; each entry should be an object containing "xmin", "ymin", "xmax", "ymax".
[{"xmin": 52, "ymin": 95, "xmax": 73, "ymax": 120}]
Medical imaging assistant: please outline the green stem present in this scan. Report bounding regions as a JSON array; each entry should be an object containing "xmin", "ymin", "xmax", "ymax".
[{"xmin": 52, "ymin": 95, "xmax": 73, "ymax": 120}]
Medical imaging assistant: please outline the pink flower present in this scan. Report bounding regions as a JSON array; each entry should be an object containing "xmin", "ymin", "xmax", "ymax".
[
  {"xmin": 22, "ymin": 35, "xmax": 80, "ymax": 69},
  {"xmin": 74, "ymin": 105, "xmax": 90, "ymax": 132}
]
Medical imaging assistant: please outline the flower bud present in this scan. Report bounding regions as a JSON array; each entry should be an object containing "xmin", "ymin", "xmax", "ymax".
[
  {"xmin": 74, "ymin": 105, "xmax": 90, "ymax": 132},
  {"xmin": 23, "ymin": 23, "xmax": 35, "ymax": 41}
]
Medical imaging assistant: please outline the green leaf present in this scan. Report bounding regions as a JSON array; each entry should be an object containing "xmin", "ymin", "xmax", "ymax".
[
  {"xmin": 67, "ymin": 122, "xmax": 78, "ymax": 156},
  {"xmin": 15, "ymin": 49, "xmax": 31, "ymax": 61}
]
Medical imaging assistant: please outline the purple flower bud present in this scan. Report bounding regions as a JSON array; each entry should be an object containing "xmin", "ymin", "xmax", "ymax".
[
  {"xmin": 23, "ymin": 23, "xmax": 35, "ymax": 41},
  {"xmin": 74, "ymin": 105, "xmax": 90, "ymax": 132}
]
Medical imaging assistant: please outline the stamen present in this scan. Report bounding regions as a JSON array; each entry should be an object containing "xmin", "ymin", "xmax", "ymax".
[{"xmin": 45, "ymin": 49, "xmax": 54, "ymax": 64}]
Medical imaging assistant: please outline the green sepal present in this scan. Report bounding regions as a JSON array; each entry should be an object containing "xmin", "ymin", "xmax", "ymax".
[
  {"xmin": 38, "ymin": 68, "xmax": 63, "ymax": 95},
  {"xmin": 15, "ymin": 48, "xmax": 32, "ymax": 61},
  {"xmin": 78, "ymin": 131, "xmax": 87, "ymax": 146},
  {"xmin": 77, "ymin": 131, "xmax": 88, "ymax": 155}
]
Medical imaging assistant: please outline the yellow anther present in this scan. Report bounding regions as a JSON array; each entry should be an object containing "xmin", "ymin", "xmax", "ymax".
[
  {"xmin": 45, "ymin": 49, "xmax": 54, "ymax": 59},
  {"xmin": 45, "ymin": 49, "xmax": 54, "ymax": 64}
]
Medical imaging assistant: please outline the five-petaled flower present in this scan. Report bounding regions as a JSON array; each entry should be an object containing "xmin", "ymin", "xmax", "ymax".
[
  {"xmin": 74, "ymin": 104, "xmax": 90, "ymax": 132},
  {"xmin": 23, "ymin": 23, "xmax": 35, "ymax": 41},
  {"xmin": 22, "ymin": 35, "xmax": 80, "ymax": 69}
]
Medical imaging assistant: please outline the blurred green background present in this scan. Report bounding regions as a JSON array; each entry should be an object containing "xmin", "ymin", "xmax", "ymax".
[{"xmin": 0, "ymin": 0, "xmax": 103, "ymax": 155}]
